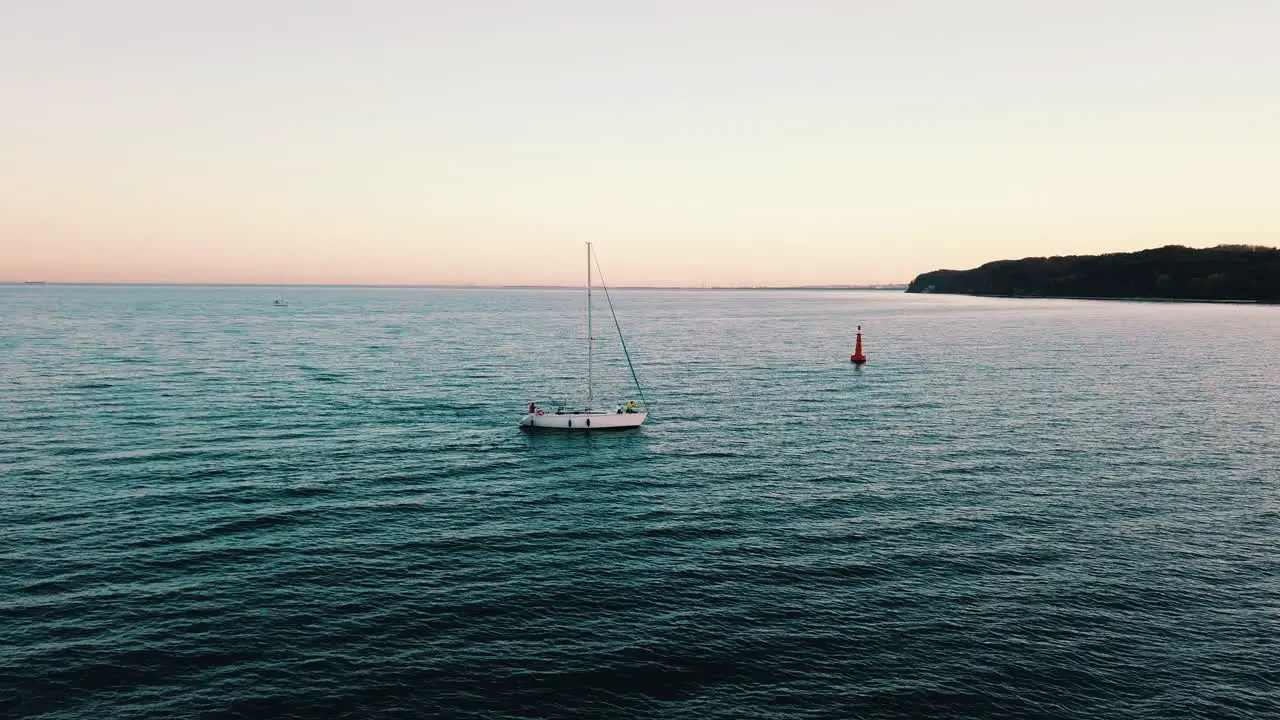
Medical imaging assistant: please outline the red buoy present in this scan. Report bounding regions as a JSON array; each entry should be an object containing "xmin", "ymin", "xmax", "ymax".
[{"xmin": 851, "ymin": 325, "xmax": 867, "ymax": 365}]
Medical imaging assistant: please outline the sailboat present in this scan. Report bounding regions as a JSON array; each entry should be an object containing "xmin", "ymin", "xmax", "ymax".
[{"xmin": 520, "ymin": 243, "xmax": 648, "ymax": 431}]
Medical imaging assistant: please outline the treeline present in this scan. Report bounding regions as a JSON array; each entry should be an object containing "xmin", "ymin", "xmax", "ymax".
[{"xmin": 906, "ymin": 245, "xmax": 1280, "ymax": 302}]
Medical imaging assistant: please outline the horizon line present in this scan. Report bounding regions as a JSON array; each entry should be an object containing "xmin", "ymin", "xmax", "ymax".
[{"xmin": 3, "ymin": 282, "xmax": 910, "ymax": 290}]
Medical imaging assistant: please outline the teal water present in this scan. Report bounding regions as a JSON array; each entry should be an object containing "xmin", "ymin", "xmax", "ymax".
[{"xmin": 2, "ymin": 286, "xmax": 1278, "ymax": 718}]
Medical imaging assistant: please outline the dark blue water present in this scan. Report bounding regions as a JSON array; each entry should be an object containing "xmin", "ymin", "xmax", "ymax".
[{"xmin": 3, "ymin": 286, "xmax": 1278, "ymax": 719}]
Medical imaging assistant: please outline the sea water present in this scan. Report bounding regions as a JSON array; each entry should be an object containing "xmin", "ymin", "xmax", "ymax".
[{"xmin": 2, "ymin": 286, "xmax": 1278, "ymax": 718}]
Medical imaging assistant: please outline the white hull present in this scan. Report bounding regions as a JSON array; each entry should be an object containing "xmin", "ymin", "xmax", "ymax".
[{"xmin": 520, "ymin": 411, "xmax": 646, "ymax": 430}]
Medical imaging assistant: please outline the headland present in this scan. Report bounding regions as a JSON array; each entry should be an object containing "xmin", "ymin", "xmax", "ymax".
[{"xmin": 907, "ymin": 245, "xmax": 1280, "ymax": 303}]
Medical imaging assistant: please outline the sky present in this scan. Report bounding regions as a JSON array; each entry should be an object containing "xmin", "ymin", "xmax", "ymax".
[{"xmin": 2, "ymin": 0, "xmax": 1278, "ymax": 286}]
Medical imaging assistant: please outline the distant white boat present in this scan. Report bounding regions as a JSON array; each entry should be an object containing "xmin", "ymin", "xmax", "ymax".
[
  {"xmin": 273, "ymin": 298, "xmax": 289, "ymax": 307},
  {"xmin": 520, "ymin": 243, "xmax": 647, "ymax": 431}
]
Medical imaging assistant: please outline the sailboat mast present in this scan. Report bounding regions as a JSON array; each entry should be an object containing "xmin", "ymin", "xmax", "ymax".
[{"xmin": 587, "ymin": 241, "xmax": 593, "ymax": 410}]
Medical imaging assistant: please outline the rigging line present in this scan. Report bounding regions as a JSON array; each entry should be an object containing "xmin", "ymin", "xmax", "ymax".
[{"xmin": 591, "ymin": 252, "xmax": 649, "ymax": 411}]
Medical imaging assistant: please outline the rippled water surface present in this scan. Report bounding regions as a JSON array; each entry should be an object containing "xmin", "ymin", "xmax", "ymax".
[{"xmin": 3, "ymin": 286, "xmax": 1278, "ymax": 719}]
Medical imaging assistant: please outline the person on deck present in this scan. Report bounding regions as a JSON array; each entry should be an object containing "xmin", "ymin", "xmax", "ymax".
[{"xmin": 625, "ymin": 400, "xmax": 637, "ymax": 413}]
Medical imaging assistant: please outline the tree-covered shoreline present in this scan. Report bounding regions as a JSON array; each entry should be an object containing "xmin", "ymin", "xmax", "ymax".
[{"xmin": 906, "ymin": 245, "xmax": 1280, "ymax": 303}]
